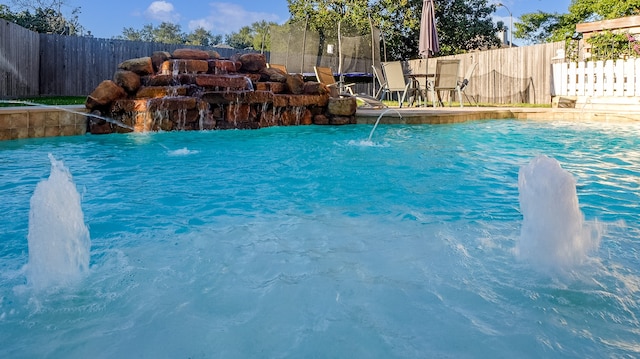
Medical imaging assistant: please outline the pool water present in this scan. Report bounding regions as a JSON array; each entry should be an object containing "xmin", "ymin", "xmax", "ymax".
[{"xmin": 1, "ymin": 120, "xmax": 639, "ymax": 358}]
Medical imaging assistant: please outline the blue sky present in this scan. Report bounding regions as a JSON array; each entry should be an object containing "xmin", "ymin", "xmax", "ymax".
[{"xmin": 1, "ymin": 0, "xmax": 572, "ymax": 40}]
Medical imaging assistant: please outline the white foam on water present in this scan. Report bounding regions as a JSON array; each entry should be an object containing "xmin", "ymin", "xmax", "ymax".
[
  {"xmin": 346, "ymin": 139, "xmax": 389, "ymax": 147},
  {"xmin": 25, "ymin": 154, "xmax": 91, "ymax": 290},
  {"xmin": 168, "ymin": 147, "xmax": 199, "ymax": 156},
  {"xmin": 516, "ymin": 155, "xmax": 601, "ymax": 273}
]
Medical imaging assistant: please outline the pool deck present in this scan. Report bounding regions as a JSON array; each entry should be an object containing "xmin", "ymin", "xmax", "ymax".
[
  {"xmin": 356, "ymin": 105, "xmax": 640, "ymax": 124},
  {"xmin": 1, "ymin": 104, "xmax": 639, "ymax": 141}
]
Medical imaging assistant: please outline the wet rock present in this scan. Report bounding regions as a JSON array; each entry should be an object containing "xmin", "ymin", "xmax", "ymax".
[
  {"xmin": 85, "ymin": 80, "xmax": 127, "ymax": 110},
  {"xmin": 209, "ymin": 60, "xmax": 237, "ymax": 74},
  {"xmin": 286, "ymin": 74, "xmax": 305, "ymax": 94},
  {"xmin": 172, "ymin": 48, "xmax": 210, "ymax": 60},
  {"xmin": 151, "ymin": 51, "xmax": 171, "ymax": 72},
  {"xmin": 237, "ymin": 53, "xmax": 267, "ymax": 73},
  {"xmin": 135, "ymin": 86, "xmax": 188, "ymax": 98},
  {"xmin": 327, "ymin": 97, "xmax": 357, "ymax": 116},
  {"xmin": 118, "ymin": 57, "xmax": 154, "ymax": 75},
  {"xmin": 113, "ymin": 70, "xmax": 141, "ymax": 94},
  {"xmin": 261, "ymin": 67, "xmax": 288, "ymax": 82},
  {"xmin": 160, "ymin": 60, "xmax": 209, "ymax": 74}
]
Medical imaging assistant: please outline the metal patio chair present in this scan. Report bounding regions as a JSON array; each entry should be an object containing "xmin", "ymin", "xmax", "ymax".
[
  {"xmin": 432, "ymin": 59, "xmax": 462, "ymax": 107},
  {"xmin": 380, "ymin": 61, "xmax": 413, "ymax": 107},
  {"xmin": 313, "ymin": 66, "xmax": 355, "ymax": 97},
  {"xmin": 372, "ymin": 64, "xmax": 389, "ymax": 100}
]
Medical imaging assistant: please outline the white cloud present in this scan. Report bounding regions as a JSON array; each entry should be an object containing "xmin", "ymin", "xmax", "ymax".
[
  {"xmin": 187, "ymin": 2, "xmax": 281, "ymax": 34},
  {"xmin": 144, "ymin": 1, "xmax": 181, "ymax": 23}
]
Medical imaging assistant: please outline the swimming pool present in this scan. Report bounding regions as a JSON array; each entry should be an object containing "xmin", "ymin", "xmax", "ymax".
[{"xmin": 1, "ymin": 120, "xmax": 639, "ymax": 357}]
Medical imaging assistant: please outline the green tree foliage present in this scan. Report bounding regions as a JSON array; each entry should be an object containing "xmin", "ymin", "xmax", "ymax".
[
  {"xmin": 117, "ymin": 22, "xmax": 200, "ymax": 45},
  {"xmin": 185, "ymin": 28, "xmax": 222, "ymax": 47},
  {"xmin": 287, "ymin": 0, "xmax": 371, "ymax": 35},
  {"xmin": 0, "ymin": 1, "xmax": 83, "ymax": 35},
  {"xmin": 223, "ymin": 21, "xmax": 279, "ymax": 51},
  {"xmin": 513, "ymin": 12, "xmax": 565, "ymax": 44},
  {"xmin": 118, "ymin": 24, "xmax": 157, "ymax": 42},
  {"xmin": 433, "ymin": 0, "xmax": 500, "ymax": 55},
  {"xmin": 251, "ymin": 21, "xmax": 274, "ymax": 53},
  {"xmin": 225, "ymin": 26, "xmax": 254, "ymax": 49},
  {"xmin": 153, "ymin": 22, "xmax": 185, "ymax": 44},
  {"xmin": 287, "ymin": 0, "xmax": 499, "ymax": 60},
  {"xmin": 515, "ymin": 0, "xmax": 640, "ymax": 44}
]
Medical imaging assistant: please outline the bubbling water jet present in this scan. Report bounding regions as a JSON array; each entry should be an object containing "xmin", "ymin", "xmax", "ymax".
[
  {"xmin": 26, "ymin": 154, "xmax": 91, "ymax": 290},
  {"xmin": 516, "ymin": 155, "xmax": 601, "ymax": 273}
]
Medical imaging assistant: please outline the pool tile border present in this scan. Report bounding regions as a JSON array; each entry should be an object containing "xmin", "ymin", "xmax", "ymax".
[{"xmin": 0, "ymin": 105, "xmax": 87, "ymax": 140}]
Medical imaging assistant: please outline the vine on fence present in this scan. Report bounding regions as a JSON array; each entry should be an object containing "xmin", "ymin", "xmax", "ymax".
[
  {"xmin": 585, "ymin": 31, "xmax": 640, "ymax": 61},
  {"xmin": 564, "ymin": 31, "xmax": 640, "ymax": 62}
]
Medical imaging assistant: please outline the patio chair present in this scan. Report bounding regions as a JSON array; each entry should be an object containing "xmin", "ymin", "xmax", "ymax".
[
  {"xmin": 267, "ymin": 63, "xmax": 288, "ymax": 73},
  {"xmin": 380, "ymin": 61, "xmax": 413, "ymax": 107},
  {"xmin": 313, "ymin": 66, "xmax": 355, "ymax": 97},
  {"xmin": 372, "ymin": 64, "xmax": 389, "ymax": 100},
  {"xmin": 458, "ymin": 62, "xmax": 478, "ymax": 107},
  {"xmin": 432, "ymin": 59, "xmax": 462, "ymax": 107}
]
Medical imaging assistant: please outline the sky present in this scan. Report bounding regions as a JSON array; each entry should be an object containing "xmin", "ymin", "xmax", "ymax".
[{"xmin": 1, "ymin": 0, "xmax": 573, "ymax": 42}]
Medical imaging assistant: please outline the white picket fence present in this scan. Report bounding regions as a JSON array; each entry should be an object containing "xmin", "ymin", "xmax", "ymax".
[{"xmin": 552, "ymin": 58, "xmax": 640, "ymax": 98}]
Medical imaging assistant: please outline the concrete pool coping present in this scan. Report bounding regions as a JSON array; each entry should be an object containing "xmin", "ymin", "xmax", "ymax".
[
  {"xmin": 356, "ymin": 106, "xmax": 640, "ymax": 124},
  {"xmin": 1, "ymin": 104, "xmax": 639, "ymax": 141}
]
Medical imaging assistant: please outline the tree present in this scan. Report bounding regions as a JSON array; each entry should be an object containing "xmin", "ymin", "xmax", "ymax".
[
  {"xmin": 118, "ymin": 24, "xmax": 156, "ymax": 42},
  {"xmin": 154, "ymin": 22, "xmax": 185, "ymax": 44},
  {"xmin": 1, "ymin": 0, "xmax": 83, "ymax": 35},
  {"xmin": 185, "ymin": 27, "xmax": 222, "ymax": 47},
  {"xmin": 225, "ymin": 26, "xmax": 254, "ymax": 49},
  {"xmin": 287, "ymin": 0, "xmax": 371, "ymax": 34},
  {"xmin": 373, "ymin": 0, "xmax": 499, "ymax": 59},
  {"xmin": 251, "ymin": 21, "xmax": 277, "ymax": 53},
  {"xmin": 515, "ymin": 0, "xmax": 640, "ymax": 44},
  {"xmin": 117, "ymin": 22, "xmax": 184, "ymax": 44},
  {"xmin": 287, "ymin": 0, "xmax": 499, "ymax": 60}
]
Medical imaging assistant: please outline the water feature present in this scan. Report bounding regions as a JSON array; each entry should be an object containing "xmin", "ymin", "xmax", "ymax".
[
  {"xmin": 25, "ymin": 154, "xmax": 91, "ymax": 290},
  {"xmin": 367, "ymin": 108, "xmax": 403, "ymax": 142},
  {"xmin": 0, "ymin": 120, "xmax": 639, "ymax": 357},
  {"xmin": 517, "ymin": 155, "xmax": 601, "ymax": 274}
]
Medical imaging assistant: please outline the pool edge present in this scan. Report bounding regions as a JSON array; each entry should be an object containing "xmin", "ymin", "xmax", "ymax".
[{"xmin": 2, "ymin": 105, "xmax": 639, "ymax": 141}]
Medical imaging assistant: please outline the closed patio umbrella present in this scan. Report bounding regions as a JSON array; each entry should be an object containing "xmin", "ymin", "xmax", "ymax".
[
  {"xmin": 419, "ymin": 0, "xmax": 439, "ymax": 106},
  {"xmin": 419, "ymin": 0, "xmax": 439, "ymax": 59}
]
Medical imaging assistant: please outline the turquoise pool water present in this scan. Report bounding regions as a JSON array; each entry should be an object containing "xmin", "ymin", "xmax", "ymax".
[{"xmin": 1, "ymin": 120, "xmax": 639, "ymax": 358}]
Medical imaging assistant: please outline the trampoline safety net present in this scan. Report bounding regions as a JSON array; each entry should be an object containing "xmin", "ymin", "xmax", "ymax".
[{"xmin": 269, "ymin": 21, "xmax": 381, "ymax": 75}]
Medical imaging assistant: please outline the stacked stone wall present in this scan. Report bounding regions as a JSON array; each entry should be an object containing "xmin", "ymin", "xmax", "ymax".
[{"xmin": 85, "ymin": 49, "xmax": 357, "ymax": 134}]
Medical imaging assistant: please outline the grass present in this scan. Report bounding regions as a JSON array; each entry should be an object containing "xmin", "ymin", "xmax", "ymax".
[{"xmin": 0, "ymin": 96, "xmax": 86, "ymax": 107}]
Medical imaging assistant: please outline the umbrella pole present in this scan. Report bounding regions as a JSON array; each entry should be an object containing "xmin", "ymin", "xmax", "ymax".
[{"xmin": 369, "ymin": 11, "xmax": 375, "ymax": 97}]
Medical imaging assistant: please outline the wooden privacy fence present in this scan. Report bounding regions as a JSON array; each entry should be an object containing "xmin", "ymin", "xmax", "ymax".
[
  {"xmin": 406, "ymin": 41, "xmax": 564, "ymax": 105},
  {"xmin": 1, "ymin": 19, "xmax": 39, "ymax": 98},
  {"xmin": 552, "ymin": 58, "xmax": 640, "ymax": 97}
]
